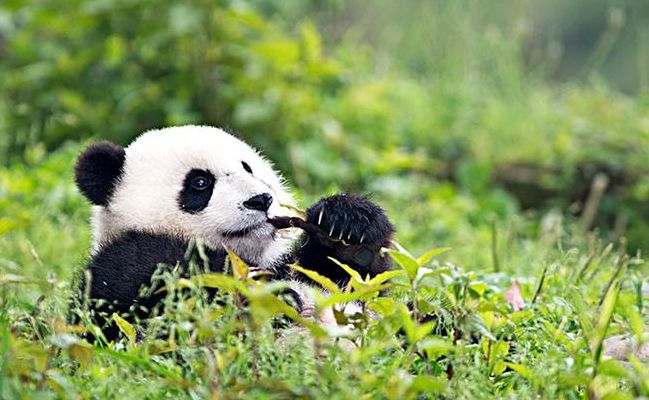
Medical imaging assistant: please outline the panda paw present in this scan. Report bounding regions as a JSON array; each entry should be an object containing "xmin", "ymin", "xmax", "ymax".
[{"xmin": 305, "ymin": 194, "xmax": 394, "ymax": 248}]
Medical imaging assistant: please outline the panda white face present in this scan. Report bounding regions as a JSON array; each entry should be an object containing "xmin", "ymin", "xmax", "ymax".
[{"xmin": 78, "ymin": 125, "xmax": 297, "ymax": 267}]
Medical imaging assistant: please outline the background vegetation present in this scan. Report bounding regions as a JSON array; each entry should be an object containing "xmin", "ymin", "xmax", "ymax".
[{"xmin": 1, "ymin": 0, "xmax": 648, "ymax": 398}]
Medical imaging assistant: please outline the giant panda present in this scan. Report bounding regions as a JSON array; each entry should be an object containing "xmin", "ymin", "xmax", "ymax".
[{"xmin": 72, "ymin": 125, "xmax": 394, "ymax": 341}]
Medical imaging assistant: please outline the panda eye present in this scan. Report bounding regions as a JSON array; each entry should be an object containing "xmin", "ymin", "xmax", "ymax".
[
  {"xmin": 241, "ymin": 161, "xmax": 253, "ymax": 174},
  {"xmin": 191, "ymin": 176, "xmax": 210, "ymax": 190}
]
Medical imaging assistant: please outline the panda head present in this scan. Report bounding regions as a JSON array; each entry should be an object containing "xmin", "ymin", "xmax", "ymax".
[{"xmin": 75, "ymin": 125, "xmax": 296, "ymax": 266}]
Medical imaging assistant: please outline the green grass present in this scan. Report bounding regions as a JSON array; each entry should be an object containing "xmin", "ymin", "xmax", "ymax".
[
  {"xmin": 1, "ymin": 144, "xmax": 648, "ymax": 399},
  {"xmin": 2, "ymin": 1, "xmax": 649, "ymax": 398}
]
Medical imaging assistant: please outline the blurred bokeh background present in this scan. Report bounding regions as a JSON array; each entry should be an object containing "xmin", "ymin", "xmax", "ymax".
[{"xmin": 1, "ymin": 0, "xmax": 649, "ymax": 277}]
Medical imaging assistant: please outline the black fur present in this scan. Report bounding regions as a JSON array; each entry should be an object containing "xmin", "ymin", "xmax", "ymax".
[
  {"xmin": 75, "ymin": 141, "xmax": 126, "ymax": 206},
  {"xmin": 178, "ymin": 169, "xmax": 216, "ymax": 213},
  {"xmin": 294, "ymin": 194, "xmax": 395, "ymax": 285},
  {"xmin": 74, "ymin": 231, "xmax": 227, "ymax": 342}
]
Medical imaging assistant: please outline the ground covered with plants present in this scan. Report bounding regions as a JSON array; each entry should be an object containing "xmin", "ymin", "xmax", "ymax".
[{"xmin": 1, "ymin": 1, "xmax": 649, "ymax": 398}]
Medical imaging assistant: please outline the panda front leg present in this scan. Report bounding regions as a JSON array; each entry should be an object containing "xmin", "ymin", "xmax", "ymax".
[{"xmin": 293, "ymin": 194, "xmax": 395, "ymax": 287}]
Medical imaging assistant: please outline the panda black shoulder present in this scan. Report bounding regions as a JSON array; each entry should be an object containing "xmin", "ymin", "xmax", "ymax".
[{"xmin": 84, "ymin": 231, "xmax": 227, "ymax": 311}]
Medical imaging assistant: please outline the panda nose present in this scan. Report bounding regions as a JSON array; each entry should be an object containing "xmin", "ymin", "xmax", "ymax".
[{"xmin": 243, "ymin": 193, "xmax": 273, "ymax": 212}]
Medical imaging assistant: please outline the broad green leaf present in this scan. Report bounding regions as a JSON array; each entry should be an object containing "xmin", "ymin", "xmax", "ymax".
[
  {"xmin": 469, "ymin": 281, "xmax": 488, "ymax": 297},
  {"xmin": 289, "ymin": 264, "xmax": 340, "ymax": 294},
  {"xmin": 112, "ymin": 313, "xmax": 136, "ymax": 344},
  {"xmin": 410, "ymin": 375, "xmax": 446, "ymax": 393},
  {"xmin": 505, "ymin": 362, "xmax": 533, "ymax": 379},
  {"xmin": 250, "ymin": 292, "xmax": 327, "ymax": 338},
  {"xmin": 484, "ymin": 340, "xmax": 511, "ymax": 376},
  {"xmin": 391, "ymin": 241, "xmax": 415, "ymax": 259},
  {"xmin": 226, "ymin": 248, "xmax": 249, "ymax": 280},
  {"xmin": 68, "ymin": 342, "xmax": 94, "ymax": 366},
  {"xmin": 319, "ymin": 284, "xmax": 394, "ymax": 308},
  {"xmin": 367, "ymin": 297, "xmax": 398, "ymax": 316},
  {"xmin": 416, "ymin": 247, "xmax": 451, "ymax": 266},
  {"xmin": 395, "ymin": 303, "xmax": 419, "ymax": 343},
  {"xmin": 418, "ymin": 337, "xmax": 454, "ymax": 356},
  {"xmin": 193, "ymin": 273, "xmax": 248, "ymax": 294},
  {"xmin": 492, "ymin": 361, "xmax": 507, "ymax": 376},
  {"xmin": 479, "ymin": 311, "xmax": 496, "ymax": 330},
  {"xmin": 483, "ymin": 339, "xmax": 510, "ymax": 360},
  {"xmin": 368, "ymin": 269, "xmax": 406, "ymax": 285},
  {"xmin": 414, "ymin": 322, "xmax": 435, "ymax": 342},
  {"xmin": 400, "ymin": 306, "xmax": 434, "ymax": 344},
  {"xmin": 385, "ymin": 249, "xmax": 419, "ymax": 280},
  {"xmin": 328, "ymin": 257, "xmax": 362, "ymax": 281}
]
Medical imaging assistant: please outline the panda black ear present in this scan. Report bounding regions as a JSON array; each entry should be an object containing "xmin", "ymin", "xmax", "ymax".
[{"xmin": 75, "ymin": 141, "xmax": 126, "ymax": 206}]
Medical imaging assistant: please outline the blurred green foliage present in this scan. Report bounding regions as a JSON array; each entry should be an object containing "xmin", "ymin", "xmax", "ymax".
[
  {"xmin": 0, "ymin": 0, "xmax": 343, "ymax": 164},
  {"xmin": 2, "ymin": 1, "xmax": 649, "ymax": 253},
  {"xmin": 0, "ymin": 0, "xmax": 648, "ymax": 252},
  {"xmin": 1, "ymin": 0, "xmax": 649, "ymax": 398},
  {"xmin": 256, "ymin": 0, "xmax": 649, "ymax": 94}
]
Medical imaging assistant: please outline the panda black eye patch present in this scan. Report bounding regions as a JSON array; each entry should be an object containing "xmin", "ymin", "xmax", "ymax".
[
  {"xmin": 241, "ymin": 161, "xmax": 253, "ymax": 174},
  {"xmin": 179, "ymin": 169, "xmax": 216, "ymax": 214}
]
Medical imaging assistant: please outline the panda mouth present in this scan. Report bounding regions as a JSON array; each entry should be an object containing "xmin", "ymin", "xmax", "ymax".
[{"xmin": 221, "ymin": 222, "xmax": 269, "ymax": 238}]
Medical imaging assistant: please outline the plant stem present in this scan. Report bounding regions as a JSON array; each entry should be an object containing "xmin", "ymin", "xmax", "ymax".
[
  {"xmin": 532, "ymin": 264, "xmax": 549, "ymax": 305},
  {"xmin": 491, "ymin": 218, "xmax": 500, "ymax": 273}
]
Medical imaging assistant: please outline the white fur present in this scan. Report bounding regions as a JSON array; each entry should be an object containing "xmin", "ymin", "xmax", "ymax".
[{"xmin": 91, "ymin": 125, "xmax": 298, "ymax": 267}]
